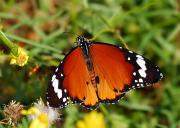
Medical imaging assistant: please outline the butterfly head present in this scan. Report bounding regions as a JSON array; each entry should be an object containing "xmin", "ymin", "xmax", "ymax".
[{"xmin": 76, "ymin": 36, "xmax": 90, "ymax": 47}]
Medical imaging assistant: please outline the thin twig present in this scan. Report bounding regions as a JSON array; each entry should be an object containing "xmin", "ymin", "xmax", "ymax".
[{"xmin": 115, "ymin": 30, "xmax": 129, "ymax": 49}]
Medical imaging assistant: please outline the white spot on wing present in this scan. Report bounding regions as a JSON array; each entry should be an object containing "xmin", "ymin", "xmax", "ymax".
[
  {"xmin": 51, "ymin": 75, "xmax": 56, "ymax": 81},
  {"xmin": 136, "ymin": 58, "xmax": 147, "ymax": 78},
  {"xmin": 52, "ymin": 79, "xmax": 59, "ymax": 92},
  {"xmin": 133, "ymin": 72, "xmax": 136, "ymax": 76},
  {"xmin": 138, "ymin": 69, "xmax": 147, "ymax": 78},
  {"xmin": 136, "ymin": 58, "xmax": 146, "ymax": 70},
  {"xmin": 63, "ymin": 97, "xmax": 66, "ymax": 102},
  {"xmin": 139, "ymin": 78, "xmax": 143, "ymax": 82},
  {"xmin": 57, "ymin": 89, "xmax": 62, "ymax": 99},
  {"xmin": 52, "ymin": 78, "xmax": 62, "ymax": 99},
  {"xmin": 136, "ymin": 55, "xmax": 144, "ymax": 59}
]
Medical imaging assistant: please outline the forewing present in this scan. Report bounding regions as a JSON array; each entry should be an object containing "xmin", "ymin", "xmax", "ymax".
[{"xmin": 47, "ymin": 47, "xmax": 99, "ymax": 108}]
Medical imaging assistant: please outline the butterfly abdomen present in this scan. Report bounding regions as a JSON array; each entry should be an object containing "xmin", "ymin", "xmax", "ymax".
[{"xmin": 78, "ymin": 38, "xmax": 100, "ymax": 87}]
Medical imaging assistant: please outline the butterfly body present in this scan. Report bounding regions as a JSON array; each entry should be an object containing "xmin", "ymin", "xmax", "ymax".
[
  {"xmin": 77, "ymin": 37, "xmax": 97, "ymax": 88},
  {"xmin": 46, "ymin": 36, "xmax": 163, "ymax": 109}
]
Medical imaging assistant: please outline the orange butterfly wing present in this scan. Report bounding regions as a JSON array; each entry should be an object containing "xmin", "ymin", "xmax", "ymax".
[
  {"xmin": 62, "ymin": 47, "xmax": 99, "ymax": 107},
  {"xmin": 90, "ymin": 43, "xmax": 133, "ymax": 102}
]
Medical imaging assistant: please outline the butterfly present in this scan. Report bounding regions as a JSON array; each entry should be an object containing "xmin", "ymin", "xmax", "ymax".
[{"xmin": 46, "ymin": 35, "xmax": 163, "ymax": 109}]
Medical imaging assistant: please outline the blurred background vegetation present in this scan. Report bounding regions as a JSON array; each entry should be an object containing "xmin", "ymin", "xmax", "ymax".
[{"xmin": 0, "ymin": 0, "xmax": 180, "ymax": 128}]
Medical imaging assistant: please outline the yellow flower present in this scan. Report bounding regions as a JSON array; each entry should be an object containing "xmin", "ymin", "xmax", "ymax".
[
  {"xmin": 29, "ymin": 113, "xmax": 48, "ymax": 128},
  {"xmin": 21, "ymin": 107, "xmax": 41, "ymax": 115},
  {"xmin": 10, "ymin": 47, "xmax": 29, "ymax": 66},
  {"xmin": 21, "ymin": 107, "xmax": 48, "ymax": 128},
  {"xmin": 76, "ymin": 111, "xmax": 106, "ymax": 128}
]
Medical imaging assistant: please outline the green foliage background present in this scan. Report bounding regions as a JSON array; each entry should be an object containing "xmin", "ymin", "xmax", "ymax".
[{"xmin": 0, "ymin": 0, "xmax": 180, "ymax": 128}]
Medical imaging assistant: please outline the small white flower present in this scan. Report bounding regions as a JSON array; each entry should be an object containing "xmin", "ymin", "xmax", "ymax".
[{"xmin": 33, "ymin": 98, "xmax": 60, "ymax": 124}]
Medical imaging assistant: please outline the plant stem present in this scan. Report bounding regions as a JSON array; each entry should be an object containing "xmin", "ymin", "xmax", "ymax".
[{"xmin": 0, "ymin": 31, "xmax": 18, "ymax": 56}]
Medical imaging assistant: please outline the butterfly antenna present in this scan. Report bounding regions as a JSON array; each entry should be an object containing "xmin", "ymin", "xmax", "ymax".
[{"xmin": 61, "ymin": 31, "xmax": 81, "ymax": 45}]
